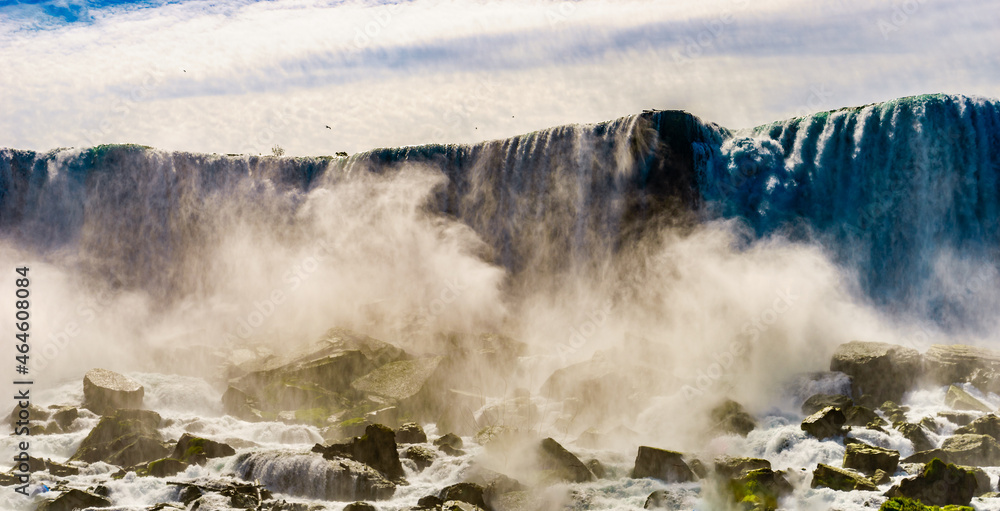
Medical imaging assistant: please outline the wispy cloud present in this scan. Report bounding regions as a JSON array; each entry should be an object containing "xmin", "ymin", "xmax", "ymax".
[{"xmin": 1, "ymin": 0, "xmax": 998, "ymax": 155}]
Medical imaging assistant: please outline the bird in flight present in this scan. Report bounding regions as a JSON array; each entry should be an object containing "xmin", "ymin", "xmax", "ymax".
[{"xmin": 325, "ymin": 125, "xmax": 332, "ymax": 129}]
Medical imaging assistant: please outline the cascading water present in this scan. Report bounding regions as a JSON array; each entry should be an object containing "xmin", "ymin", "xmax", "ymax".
[{"xmin": 2, "ymin": 93, "xmax": 999, "ymax": 511}]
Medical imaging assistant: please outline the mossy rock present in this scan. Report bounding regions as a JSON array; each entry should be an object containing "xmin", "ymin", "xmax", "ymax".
[
  {"xmin": 142, "ymin": 457, "xmax": 188, "ymax": 477},
  {"xmin": 879, "ymin": 497, "xmax": 973, "ymax": 511},
  {"xmin": 811, "ymin": 463, "xmax": 876, "ymax": 491},
  {"xmin": 727, "ymin": 468, "xmax": 792, "ymax": 511},
  {"xmin": 887, "ymin": 458, "xmax": 978, "ymax": 507}
]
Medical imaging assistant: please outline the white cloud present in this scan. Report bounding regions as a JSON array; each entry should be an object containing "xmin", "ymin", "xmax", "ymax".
[{"xmin": 0, "ymin": 0, "xmax": 998, "ymax": 155}]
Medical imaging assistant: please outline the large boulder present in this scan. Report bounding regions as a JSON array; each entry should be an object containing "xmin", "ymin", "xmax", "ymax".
[
  {"xmin": 843, "ymin": 442, "xmax": 899, "ymax": 476},
  {"xmin": 956, "ymin": 414, "xmax": 1000, "ymax": 441},
  {"xmin": 36, "ymin": 488, "xmax": 111, "ymax": 511},
  {"xmin": 438, "ymin": 482, "xmax": 489, "ymax": 510},
  {"xmin": 923, "ymin": 344, "xmax": 1000, "ymax": 393},
  {"xmin": 83, "ymin": 368, "xmax": 144, "ymax": 414},
  {"xmin": 312, "ymin": 424, "xmax": 404, "ymax": 481},
  {"xmin": 904, "ymin": 434, "xmax": 1000, "ymax": 466},
  {"xmin": 710, "ymin": 399, "xmax": 756, "ymax": 437},
  {"xmin": 537, "ymin": 438, "xmax": 594, "ymax": 483},
  {"xmin": 945, "ymin": 385, "xmax": 993, "ymax": 413},
  {"xmin": 801, "ymin": 406, "xmax": 846, "ymax": 440},
  {"xmin": 830, "ymin": 341, "xmax": 921, "ymax": 403},
  {"xmin": 70, "ymin": 409, "xmax": 170, "ymax": 467},
  {"xmin": 396, "ymin": 422, "xmax": 427, "ymax": 444},
  {"xmin": 886, "ymin": 458, "xmax": 978, "ymax": 507},
  {"xmin": 631, "ymin": 447, "xmax": 695, "ymax": 483},
  {"xmin": 231, "ymin": 328, "xmax": 409, "ymax": 414},
  {"xmin": 811, "ymin": 463, "xmax": 877, "ymax": 491},
  {"xmin": 404, "ymin": 445, "xmax": 436, "ymax": 471},
  {"xmin": 172, "ymin": 433, "xmax": 236, "ymax": 465},
  {"xmin": 144, "ymin": 457, "xmax": 189, "ymax": 477},
  {"xmin": 350, "ymin": 357, "xmax": 444, "ymax": 414}
]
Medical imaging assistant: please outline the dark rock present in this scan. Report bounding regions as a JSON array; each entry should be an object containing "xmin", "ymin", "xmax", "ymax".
[
  {"xmin": 404, "ymin": 446, "xmax": 435, "ymax": 471},
  {"xmin": 416, "ymin": 495, "xmax": 444, "ymax": 509},
  {"xmin": 314, "ymin": 424, "xmax": 404, "ymax": 481},
  {"xmin": 802, "ymin": 394, "xmax": 853, "ymax": 415},
  {"xmin": 710, "ymin": 399, "xmax": 756, "ymax": 437},
  {"xmin": 714, "ymin": 456, "xmax": 771, "ymax": 479},
  {"xmin": 886, "ymin": 458, "xmax": 977, "ymax": 507},
  {"xmin": 844, "ymin": 406, "xmax": 885, "ymax": 428},
  {"xmin": 144, "ymin": 457, "xmax": 188, "ymax": 477},
  {"xmin": 726, "ymin": 468, "xmax": 792, "ymax": 511},
  {"xmin": 36, "ymin": 488, "xmax": 111, "ymax": 511},
  {"xmin": 687, "ymin": 458, "xmax": 708, "ymax": 479},
  {"xmin": 801, "ymin": 406, "xmax": 846, "ymax": 440},
  {"xmin": 70, "ymin": 409, "xmax": 170, "ymax": 467},
  {"xmin": 895, "ymin": 422, "xmax": 935, "ymax": 453},
  {"xmin": 439, "ymin": 444, "xmax": 466, "ymax": 457},
  {"xmin": 631, "ymin": 447, "xmax": 695, "ymax": 482},
  {"xmin": 83, "ymin": 368, "xmax": 144, "ymax": 414},
  {"xmin": 344, "ymin": 503, "xmax": 377, "ymax": 511},
  {"xmin": 644, "ymin": 490, "xmax": 677, "ymax": 509},
  {"xmin": 172, "ymin": 433, "xmax": 236, "ymax": 465},
  {"xmin": 44, "ymin": 459, "xmax": 79, "ymax": 477},
  {"xmin": 958, "ymin": 465, "xmax": 992, "ymax": 496},
  {"xmin": 843, "ymin": 442, "xmax": 900, "ymax": 476},
  {"xmin": 811, "ymin": 463, "xmax": 876, "ymax": 491},
  {"xmin": 946, "ymin": 385, "xmax": 993, "ymax": 413},
  {"xmin": 397, "ymin": 422, "xmax": 427, "ymax": 444},
  {"xmin": 538, "ymin": 438, "xmax": 593, "ymax": 483},
  {"xmin": 830, "ymin": 341, "xmax": 920, "ymax": 403},
  {"xmin": 50, "ymin": 407, "xmax": 79, "ymax": 431},
  {"xmin": 434, "ymin": 433, "xmax": 464, "ymax": 450},
  {"xmin": 586, "ymin": 459, "xmax": 606, "ymax": 479},
  {"xmin": 439, "ymin": 482, "xmax": 489, "ymax": 510}
]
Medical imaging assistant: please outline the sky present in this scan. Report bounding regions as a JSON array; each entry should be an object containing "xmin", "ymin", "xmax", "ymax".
[{"xmin": 0, "ymin": 0, "xmax": 998, "ymax": 156}]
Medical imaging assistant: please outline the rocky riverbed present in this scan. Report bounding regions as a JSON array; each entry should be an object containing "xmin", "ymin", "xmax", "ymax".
[{"xmin": 6, "ymin": 329, "xmax": 1000, "ymax": 511}]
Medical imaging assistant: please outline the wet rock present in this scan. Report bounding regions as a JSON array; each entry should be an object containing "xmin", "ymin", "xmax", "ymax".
[
  {"xmin": 644, "ymin": 490, "xmax": 679, "ymax": 509},
  {"xmin": 946, "ymin": 385, "xmax": 993, "ymax": 413},
  {"xmin": 940, "ymin": 411, "xmax": 980, "ymax": 427},
  {"xmin": 144, "ymin": 457, "xmax": 188, "ymax": 477},
  {"xmin": 726, "ymin": 468, "xmax": 792, "ymax": 511},
  {"xmin": 958, "ymin": 465, "xmax": 992, "ymax": 496},
  {"xmin": 404, "ymin": 446, "xmax": 436, "ymax": 471},
  {"xmin": 801, "ymin": 406, "xmax": 846, "ymax": 440},
  {"xmin": 844, "ymin": 406, "xmax": 885, "ymax": 428},
  {"xmin": 50, "ymin": 406, "xmax": 79, "ymax": 431},
  {"xmin": 344, "ymin": 503, "xmax": 377, "ymax": 511},
  {"xmin": 923, "ymin": 344, "xmax": 1000, "ymax": 393},
  {"xmin": 811, "ymin": 463, "xmax": 877, "ymax": 491},
  {"xmin": 956, "ymin": 414, "xmax": 1000, "ymax": 441},
  {"xmin": 895, "ymin": 422, "xmax": 935, "ymax": 453},
  {"xmin": 172, "ymin": 433, "xmax": 236, "ymax": 465},
  {"xmin": 434, "ymin": 433, "xmax": 464, "ymax": 450},
  {"xmin": 631, "ymin": 447, "xmax": 695, "ymax": 483},
  {"xmin": 880, "ymin": 401, "xmax": 909, "ymax": 424},
  {"xmin": 70, "ymin": 409, "xmax": 170, "ymax": 467},
  {"xmin": 313, "ymin": 424, "xmax": 404, "ymax": 481},
  {"xmin": 44, "ymin": 459, "xmax": 79, "ymax": 477},
  {"xmin": 221, "ymin": 386, "xmax": 263, "ymax": 421},
  {"xmin": 872, "ymin": 469, "xmax": 890, "ymax": 485},
  {"xmin": 843, "ymin": 442, "xmax": 900, "ymax": 476},
  {"xmin": 904, "ymin": 434, "xmax": 1000, "ymax": 467},
  {"xmin": 714, "ymin": 456, "xmax": 771, "ymax": 479},
  {"xmin": 710, "ymin": 399, "xmax": 756, "ymax": 437},
  {"xmin": 538, "ymin": 438, "xmax": 593, "ymax": 483},
  {"xmin": 416, "ymin": 495, "xmax": 444, "ymax": 509},
  {"xmin": 830, "ymin": 341, "xmax": 921, "ymax": 403},
  {"xmin": 83, "ymin": 368, "xmax": 144, "ymax": 414},
  {"xmin": 397, "ymin": 422, "xmax": 427, "ymax": 444},
  {"xmin": 801, "ymin": 394, "xmax": 853, "ymax": 415},
  {"xmin": 586, "ymin": 459, "xmax": 606, "ymax": 479},
  {"xmin": 351, "ymin": 356, "xmax": 445, "ymax": 417},
  {"xmin": 439, "ymin": 482, "xmax": 489, "ymax": 510},
  {"xmin": 886, "ymin": 458, "xmax": 978, "ymax": 507},
  {"xmin": 36, "ymin": 488, "xmax": 112, "ymax": 511}
]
